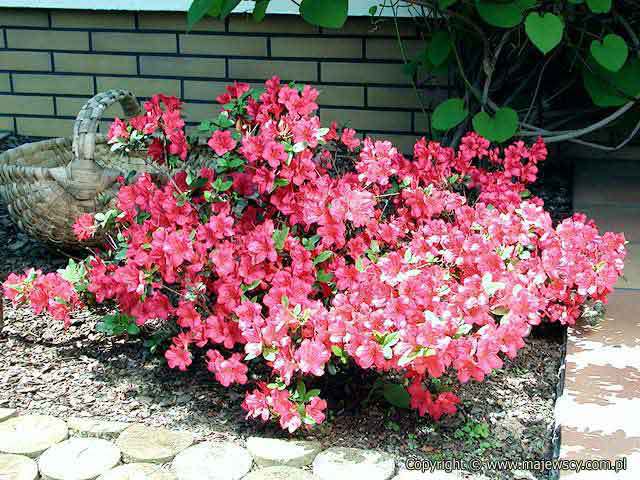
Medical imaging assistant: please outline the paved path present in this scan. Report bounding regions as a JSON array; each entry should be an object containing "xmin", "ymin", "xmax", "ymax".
[{"xmin": 556, "ymin": 157, "xmax": 640, "ymax": 479}]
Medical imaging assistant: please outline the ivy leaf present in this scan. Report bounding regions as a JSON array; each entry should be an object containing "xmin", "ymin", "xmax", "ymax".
[
  {"xmin": 219, "ymin": 0, "xmax": 241, "ymax": 18},
  {"xmin": 432, "ymin": 98, "xmax": 468, "ymax": 131},
  {"xmin": 383, "ymin": 383, "xmax": 411, "ymax": 409},
  {"xmin": 583, "ymin": 58, "xmax": 640, "ymax": 107},
  {"xmin": 472, "ymin": 108, "xmax": 519, "ymax": 143},
  {"xmin": 590, "ymin": 34, "xmax": 629, "ymax": 73},
  {"xmin": 525, "ymin": 12, "xmax": 564, "ymax": 55},
  {"xmin": 300, "ymin": 0, "xmax": 348, "ymax": 28},
  {"xmin": 187, "ymin": 0, "xmax": 219, "ymax": 28},
  {"xmin": 427, "ymin": 31, "xmax": 451, "ymax": 66},
  {"xmin": 475, "ymin": 0, "xmax": 536, "ymax": 28},
  {"xmin": 586, "ymin": 0, "xmax": 611, "ymax": 13},
  {"xmin": 253, "ymin": 0, "xmax": 270, "ymax": 22}
]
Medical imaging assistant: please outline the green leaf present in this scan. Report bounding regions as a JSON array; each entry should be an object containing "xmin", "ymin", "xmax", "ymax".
[
  {"xmin": 313, "ymin": 250, "xmax": 333, "ymax": 265},
  {"xmin": 427, "ymin": 31, "xmax": 451, "ymax": 66},
  {"xmin": 583, "ymin": 58, "xmax": 640, "ymax": 107},
  {"xmin": 57, "ymin": 259, "xmax": 86, "ymax": 285},
  {"xmin": 590, "ymin": 34, "xmax": 629, "ymax": 73},
  {"xmin": 127, "ymin": 323, "xmax": 141, "ymax": 335},
  {"xmin": 300, "ymin": 0, "xmax": 348, "ymax": 28},
  {"xmin": 302, "ymin": 234, "xmax": 321, "ymax": 251},
  {"xmin": 383, "ymin": 383, "xmax": 411, "ymax": 409},
  {"xmin": 219, "ymin": 0, "xmax": 241, "ymax": 18},
  {"xmin": 438, "ymin": 0, "xmax": 458, "ymax": 7},
  {"xmin": 272, "ymin": 225, "xmax": 289, "ymax": 251},
  {"xmin": 253, "ymin": 0, "xmax": 270, "ymax": 22},
  {"xmin": 305, "ymin": 389, "xmax": 321, "ymax": 401},
  {"xmin": 525, "ymin": 12, "xmax": 563, "ymax": 55},
  {"xmin": 369, "ymin": 5, "xmax": 377, "ymax": 16},
  {"xmin": 96, "ymin": 313, "xmax": 138, "ymax": 337},
  {"xmin": 188, "ymin": 0, "xmax": 219, "ymax": 27},
  {"xmin": 432, "ymin": 98, "xmax": 468, "ymax": 131},
  {"xmin": 316, "ymin": 269, "xmax": 334, "ymax": 283},
  {"xmin": 586, "ymin": 0, "xmax": 611, "ymax": 13},
  {"xmin": 274, "ymin": 178, "xmax": 290, "ymax": 187},
  {"xmin": 472, "ymin": 107, "xmax": 519, "ymax": 143},
  {"xmin": 475, "ymin": 0, "xmax": 536, "ymax": 28}
]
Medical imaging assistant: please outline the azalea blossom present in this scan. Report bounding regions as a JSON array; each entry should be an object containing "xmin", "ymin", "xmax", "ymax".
[{"xmin": 4, "ymin": 78, "xmax": 625, "ymax": 433}]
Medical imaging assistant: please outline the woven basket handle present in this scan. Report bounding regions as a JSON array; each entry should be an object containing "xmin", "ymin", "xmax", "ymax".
[{"xmin": 68, "ymin": 89, "xmax": 141, "ymax": 200}]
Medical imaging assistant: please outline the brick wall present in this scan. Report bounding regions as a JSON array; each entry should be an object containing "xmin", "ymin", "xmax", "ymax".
[{"xmin": 0, "ymin": 8, "xmax": 447, "ymax": 152}]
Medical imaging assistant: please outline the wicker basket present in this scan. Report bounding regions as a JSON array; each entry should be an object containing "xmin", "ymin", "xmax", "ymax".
[{"xmin": 0, "ymin": 89, "xmax": 149, "ymax": 250}]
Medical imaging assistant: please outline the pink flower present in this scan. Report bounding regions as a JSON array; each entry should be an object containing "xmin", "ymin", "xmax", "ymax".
[
  {"xmin": 165, "ymin": 345, "xmax": 192, "ymax": 371},
  {"xmin": 262, "ymin": 141, "xmax": 287, "ymax": 169},
  {"xmin": 207, "ymin": 350, "xmax": 248, "ymax": 387},
  {"xmin": 72, "ymin": 213, "xmax": 96, "ymax": 241},
  {"xmin": 107, "ymin": 117, "xmax": 129, "ymax": 141},
  {"xmin": 305, "ymin": 397, "xmax": 327, "ymax": 425},
  {"xmin": 341, "ymin": 128, "xmax": 360, "ymax": 151},
  {"xmin": 294, "ymin": 339, "xmax": 330, "ymax": 376},
  {"xmin": 208, "ymin": 130, "xmax": 237, "ymax": 156}
]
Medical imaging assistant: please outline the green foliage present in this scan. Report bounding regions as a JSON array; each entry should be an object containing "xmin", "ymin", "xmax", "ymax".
[
  {"xmin": 590, "ymin": 34, "xmax": 629, "ymax": 73},
  {"xmin": 454, "ymin": 420, "xmax": 498, "ymax": 453},
  {"xmin": 187, "ymin": 0, "xmax": 639, "ymax": 148},
  {"xmin": 583, "ymin": 58, "xmax": 640, "ymax": 107},
  {"xmin": 96, "ymin": 313, "xmax": 140, "ymax": 336},
  {"xmin": 383, "ymin": 382, "xmax": 411, "ymax": 409},
  {"xmin": 525, "ymin": 12, "xmax": 564, "ymax": 54},
  {"xmin": 454, "ymin": 419, "xmax": 490, "ymax": 442},
  {"xmin": 472, "ymin": 108, "xmax": 519, "ymax": 143},
  {"xmin": 253, "ymin": 0, "xmax": 270, "ymax": 22},
  {"xmin": 432, "ymin": 98, "xmax": 468, "ymax": 131},
  {"xmin": 300, "ymin": 0, "xmax": 348, "ymax": 28},
  {"xmin": 57, "ymin": 259, "xmax": 88, "ymax": 292},
  {"xmin": 475, "ymin": 0, "xmax": 536, "ymax": 28},
  {"xmin": 586, "ymin": 0, "xmax": 611, "ymax": 14},
  {"xmin": 427, "ymin": 31, "xmax": 452, "ymax": 66}
]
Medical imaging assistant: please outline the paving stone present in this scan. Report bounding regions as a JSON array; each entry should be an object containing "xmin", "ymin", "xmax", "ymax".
[
  {"xmin": 247, "ymin": 437, "xmax": 322, "ymax": 467},
  {"xmin": 313, "ymin": 447, "xmax": 396, "ymax": 480},
  {"xmin": 242, "ymin": 466, "xmax": 320, "ymax": 480},
  {"xmin": 98, "ymin": 463, "xmax": 177, "ymax": 480},
  {"xmin": 0, "ymin": 415, "xmax": 68, "ymax": 458},
  {"xmin": 67, "ymin": 417, "xmax": 131, "ymax": 439},
  {"xmin": 172, "ymin": 441, "xmax": 252, "ymax": 480},
  {"xmin": 38, "ymin": 438, "xmax": 121, "ymax": 480},
  {"xmin": 116, "ymin": 424, "xmax": 193, "ymax": 464},
  {"xmin": 0, "ymin": 454, "xmax": 38, "ymax": 480},
  {"xmin": 0, "ymin": 408, "xmax": 17, "ymax": 422}
]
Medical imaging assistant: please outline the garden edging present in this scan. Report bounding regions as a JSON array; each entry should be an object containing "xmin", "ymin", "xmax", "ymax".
[{"xmin": 0, "ymin": 412, "xmax": 490, "ymax": 480}]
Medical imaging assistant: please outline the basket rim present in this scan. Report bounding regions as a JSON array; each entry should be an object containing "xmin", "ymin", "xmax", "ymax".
[{"xmin": 0, "ymin": 134, "xmax": 109, "ymax": 161}]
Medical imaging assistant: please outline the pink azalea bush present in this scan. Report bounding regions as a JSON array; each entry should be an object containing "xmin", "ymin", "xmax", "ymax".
[{"xmin": 4, "ymin": 78, "xmax": 626, "ymax": 433}]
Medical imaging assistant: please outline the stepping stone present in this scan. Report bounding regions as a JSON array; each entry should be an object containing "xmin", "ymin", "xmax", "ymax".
[
  {"xmin": 172, "ymin": 441, "xmax": 252, "ymax": 480},
  {"xmin": 0, "ymin": 454, "xmax": 38, "ymax": 480},
  {"xmin": 67, "ymin": 417, "xmax": 130, "ymax": 439},
  {"xmin": 0, "ymin": 415, "xmax": 68, "ymax": 458},
  {"xmin": 247, "ymin": 437, "xmax": 322, "ymax": 467},
  {"xmin": 0, "ymin": 409, "xmax": 17, "ymax": 422},
  {"xmin": 98, "ymin": 463, "xmax": 177, "ymax": 480},
  {"xmin": 243, "ymin": 466, "xmax": 320, "ymax": 480},
  {"xmin": 116, "ymin": 424, "xmax": 193, "ymax": 464},
  {"xmin": 313, "ymin": 447, "xmax": 396, "ymax": 480},
  {"xmin": 38, "ymin": 438, "xmax": 121, "ymax": 480}
]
